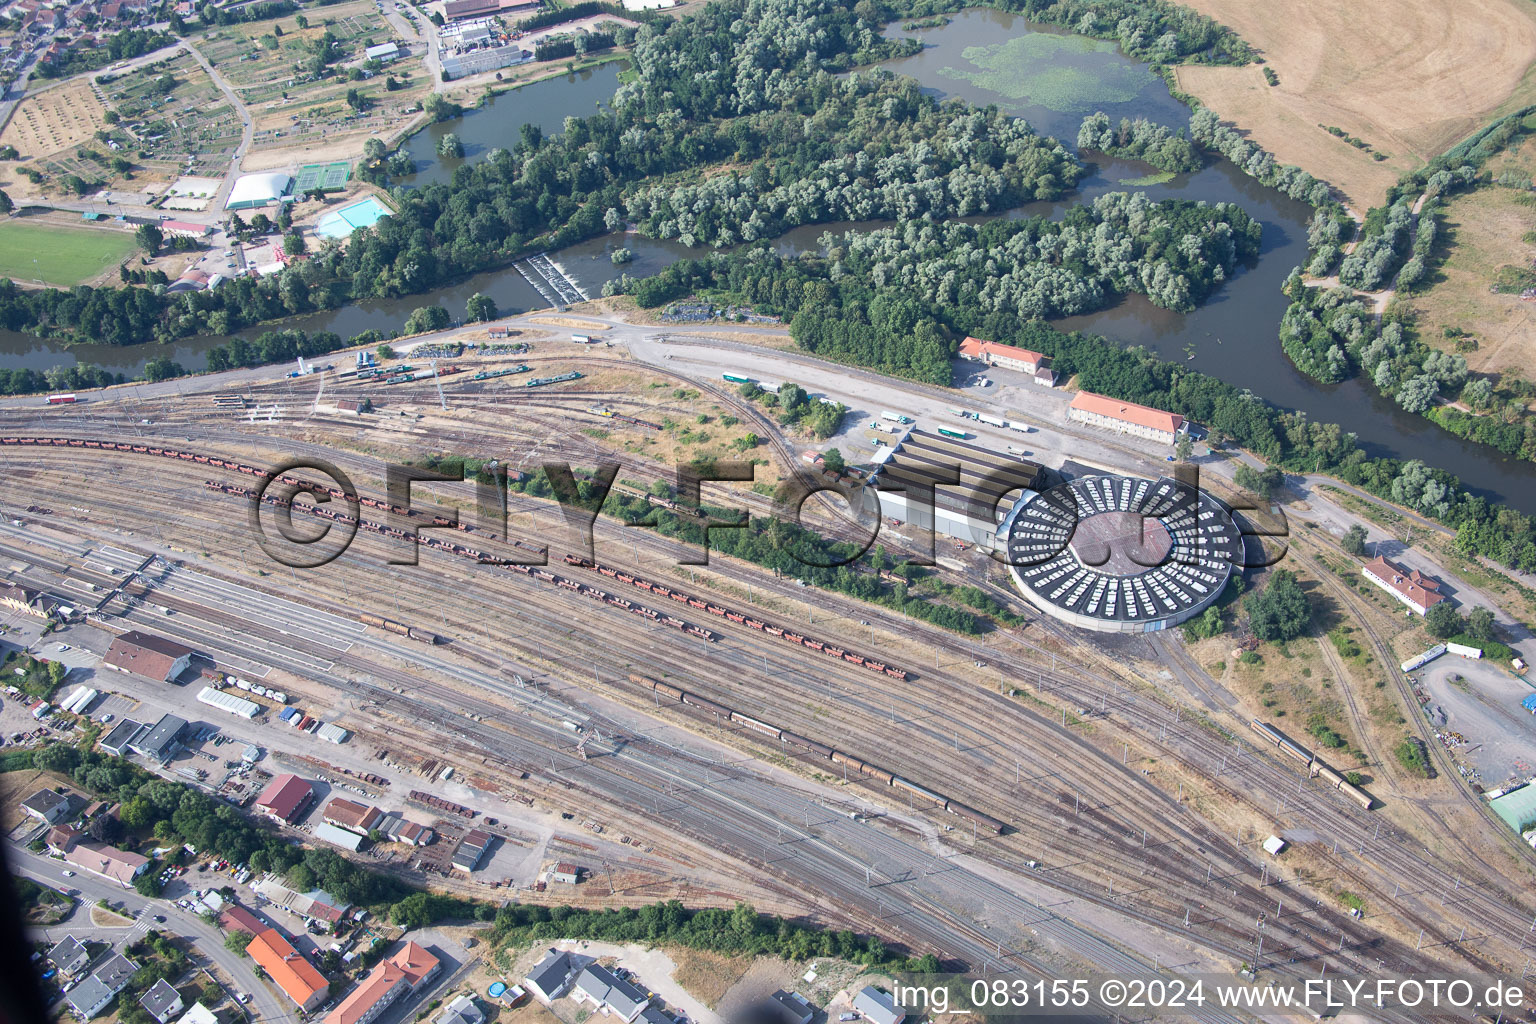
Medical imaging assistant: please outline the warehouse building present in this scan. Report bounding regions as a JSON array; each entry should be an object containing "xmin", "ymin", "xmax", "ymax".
[
  {"xmin": 1068, "ymin": 391, "xmax": 1185, "ymax": 445},
  {"xmin": 198, "ymin": 686, "xmax": 261, "ymax": 718},
  {"xmin": 254, "ymin": 773, "xmax": 314, "ymax": 823},
  {"xmin": 315, "ymin": 822, "xmax": 366, "ymax": 852},
  {"xmin": 1491, "ymin": 784, "xmax": 1536, "ymax": 836},
  {"xmin": 1361, "ymin": 556, "xmax": 1446, "ymax": 616},
  {"xmin": 324, "ymin": 798, "xmax": 382, "ymax": 835},
  {"xmin": 853, "ymin": 987, "xmax": 906, "ymax": 1024},
  {"xmin": 451, "ymin": 828, "xmax": 493, "ymax": 871},
  {"xmin": 99, "ymin": 719, "xmax": 145, "ymax": 756},
  {"xmin": 378, "ymin": 811, "xmax": 434, "ymax": 846},
  {"xmin": 867, "ymin": 429, "xmax": 1044, "ymax": 551},
  {"xmin": 440, "ymin": 43, "xmax": 531, "ymax": 79},
  {"xmin": 103, "ymin": 631, "xmax": 194, "ymax": 682},
  {"xmin": 128, "ymin": 713, "xmax": 186, "ymax": 762},
  {"xmin": 364, "ymin": 41, "xmax": 400, "ymax": 61}
]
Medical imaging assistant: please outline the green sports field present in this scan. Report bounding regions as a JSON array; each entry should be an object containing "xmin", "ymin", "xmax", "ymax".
[{"xmin": 0, "ymin": 220, "xmax": 139, "ymax": 286}]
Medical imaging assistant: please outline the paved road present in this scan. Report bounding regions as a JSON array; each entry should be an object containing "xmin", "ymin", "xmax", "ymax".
[
  {"xmin": 182, "ymin": 41, "xmax": 254, "ymax": 215},
  {"xmin": 11, "ymin": 846, "xmax": 296, "ymax": 1024}
]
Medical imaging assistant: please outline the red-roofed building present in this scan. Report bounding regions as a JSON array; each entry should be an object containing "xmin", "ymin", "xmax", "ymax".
[
  {"xmin": 1068, "ymin": 391, "xmax": 1184, "ymax": 445},
  {"xmin": 958, "ymin": 336, "xmax": 1053, "ymax": 382},
  {"xmin": 324, "ymin": 942, "xmax": 440, "ymax": 1024},
  {"xmin": 1362, "ymin": 557, "xmax": 1447, "ymax": 616},
  {"xmin": 247, "ymin": 928, "xmax": 328, "ymax": 1011},
  {"xmin": 162, "ymin": 220, "xmax": 210, "ymax": 239},
  {"xmin": 218, "ymin": 904, "xmax": 269, "ymax": 938},
  {"xmin": 254, "ymin": 774, "xmax": 314, "ymax": 823},
  {"xmin": 65, "ymin": 842, "xmax": 149, "ymax": 887}
]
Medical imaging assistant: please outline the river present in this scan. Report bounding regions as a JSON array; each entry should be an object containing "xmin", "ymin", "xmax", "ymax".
[{"xmin": 6, "ymin": 11, "xmax": 1536, "ymax": 512}]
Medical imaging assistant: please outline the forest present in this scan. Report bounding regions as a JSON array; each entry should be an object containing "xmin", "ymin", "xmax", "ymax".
[
  {"xmin": 619, "ymin": 192, "xmax": 1261, "ymax": 382},
  {"xmin": 0, "ymin": 0, "xmax": 1083, "ymax": 348},
  {"xmin": 618, "ymin": 240, "xmax": 1536, "ymax": 570}
]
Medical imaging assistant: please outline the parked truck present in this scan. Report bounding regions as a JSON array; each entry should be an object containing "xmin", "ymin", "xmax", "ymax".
[{"xmin": 880, "ymin": 411, "xmax": 913, "ymax": 424}]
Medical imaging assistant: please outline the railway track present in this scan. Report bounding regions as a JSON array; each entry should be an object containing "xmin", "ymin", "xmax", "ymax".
[{"xmin": 6, "ymin": 436, "xmax": 1529, "ymax": 982}]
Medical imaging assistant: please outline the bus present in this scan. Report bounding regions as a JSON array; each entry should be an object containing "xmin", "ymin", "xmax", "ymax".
[
  {"xmin": 46, "ymin": 394, "xmax": 77, "ymax": 405},
  {"xmin": 937, "ymin": 427, "xmax": 970, "ymax": 439},
  {"xmin": 722, "ymin": 373, "xmax": 754, "ymax": 385}
]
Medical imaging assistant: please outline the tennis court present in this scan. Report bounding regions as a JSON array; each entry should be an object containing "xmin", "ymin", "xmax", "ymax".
[{"xmin": 295, "ymin": 160, "xmax": 352, "ymax": 193}]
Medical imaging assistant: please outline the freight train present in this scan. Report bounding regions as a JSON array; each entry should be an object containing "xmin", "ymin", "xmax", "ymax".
[
  {"xmin": 1, "ymin": 438, "xmax": 905, "ymax": 666},
  {"xmin": 358, "ymin": 612, "xmax": 440, "ymax": 645},
  {"xmin": 629, "ymin": 672, "xmax": 1003, "ymax": 834},
  {"xmin": 564, "ymin": 554, "xmax": 909, "ymax": 681},
  {"xmin": 204, "ymin": 479, "xmax": 723, "ymax": 644},
  {"xmin": 1249, "ymin": 719, "xmax": 1374, "ymax": 810}
]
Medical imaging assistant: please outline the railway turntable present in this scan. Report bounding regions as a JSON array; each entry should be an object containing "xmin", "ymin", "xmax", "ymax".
[{"xmin": 1002, "ymin": 472, "xmax": 1242, "ymax": 632}]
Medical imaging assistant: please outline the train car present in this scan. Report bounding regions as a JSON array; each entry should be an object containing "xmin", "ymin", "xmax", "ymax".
[
  {"xmin": 946, "ymin": 800, "xmax": 1005, "ymax": 835},
  {"xmin": 1316, "ymin": 765, "xmax": 1347, "ymax": 789},
  {"xmin": 360, "ymin": 612, "xmax": 388, "ymax": 628},
  {"xmin": 779, "ymin": 731, "xmax": 834, "ymax": 758},
  {"xmin": 1341, "ymin": 782, "xmax": 1374, "ymax": 811},
  {"xmin": 681, "ymin": 692, "xmax": 731, "ymax": 718},
  {"xmin": 1278, "ymin": 738, "xmax": 1313, "ymax": 765},
  {"xmin": 1249, "ymin": 719, "xmax": 1285, "ymax": 746},
  {"xmin": 891, "ymin": 776, "xmax": 947, "ymax": 805},
  {"xmin": 406, "ymin": 626, "xmax": 439, "ymax": 645},
  {"xmin": 730, "ymin": 713, "xmax": 782, "ymax": 740},
  {"xmin": 46, "ymin": 393, "xmax": 77, "ymax": 405},
  {"xmin": 861, "ymin": 763, "xmax": 896, "ymax": 784},
  {"xmin": 884, "ymin": 667, "xmax": 908, "ymax": 680},
  {"xmin": 830, "ymin": 751, "xmax": 867, "ymax": 774}
]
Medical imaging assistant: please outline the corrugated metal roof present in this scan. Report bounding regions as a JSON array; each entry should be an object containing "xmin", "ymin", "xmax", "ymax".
[{"xmin": 1491, "ymin": 785, "xmax": 1536, "ymax": 833}]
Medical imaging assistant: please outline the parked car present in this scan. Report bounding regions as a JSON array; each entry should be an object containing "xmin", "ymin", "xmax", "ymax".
[{"xmin": 61, "ymin": 870, "xmax": 74, "ymax": 878}]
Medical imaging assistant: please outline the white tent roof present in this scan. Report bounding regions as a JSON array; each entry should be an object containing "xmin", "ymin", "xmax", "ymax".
[{"xmin": 225, "ymin": 172, "xmax": 292, "ymax": 209}]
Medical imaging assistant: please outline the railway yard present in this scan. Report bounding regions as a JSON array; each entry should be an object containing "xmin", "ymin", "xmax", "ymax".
[{"xmin": 4, "ymin": 323, "xmax": 1536, "ymax": 1020}]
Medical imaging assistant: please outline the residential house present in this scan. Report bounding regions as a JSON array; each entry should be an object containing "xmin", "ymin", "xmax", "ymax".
[
  {"xmin": 66, "ymin": 953, "xmax": 138, "ymax": 1019},
  {"xmin": 48, "ymin": 935, "xmax": 91, "ymax": 976},
  {"xmin": 323, "ymin": 941, "xmax": 440, "ymax": 1024},
  {"xmin": 573, "ymin": 964, "xmax": 649, "ymax": 1022},
  {"xmin": 139, "ymin": 978, "xmax": 185, "ymax": 1023},
  {"xmin": 1067, "ymin": 390, "xmax": 1185, "ymax": 445},
  {"xmin": 852, "ymin": 986, "xmax": 906, "ymax": 1024},
  {"xmin": 522, "ymin": 950, "xmax": 573, "ymax": 1004},
  {"xmin": 22, "ymin": 787, "xmax": 71, "ymax": 824},
  {"xmin": 64, "ymin": 842, "xmax": 150, "ymax": 887}
]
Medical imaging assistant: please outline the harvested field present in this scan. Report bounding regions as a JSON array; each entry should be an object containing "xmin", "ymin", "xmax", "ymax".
[
  {"xmin": 1407, "ymin": 180, "xmax": 1536, "ymax": 377},
  {"xmin": 0, "ymin": 80, "xmax": 108, "ymax": 160},
  {"xmin": 1173, "ymin": 0, "xmax": 1536, "ymax": 208}
]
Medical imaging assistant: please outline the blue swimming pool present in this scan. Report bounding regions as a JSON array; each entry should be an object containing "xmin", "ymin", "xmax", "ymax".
[{"xmin": 316, "ymin": 196, "xmax": 392, "ymax": 239}]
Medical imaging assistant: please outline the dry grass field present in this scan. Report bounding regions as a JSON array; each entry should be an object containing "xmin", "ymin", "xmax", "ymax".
[
  {"xmin": 0, "ymin": 79, "xmax": 108, "ymax": 160},
  {"xmin": 1173, "ymin": 0, "xmax": 1536, "ymax": 209},
  {"xmin": 1407, "ymin": 134, "xmax": 1536, "ymax": 375}
]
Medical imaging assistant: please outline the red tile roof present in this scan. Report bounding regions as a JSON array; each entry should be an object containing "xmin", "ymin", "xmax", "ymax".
[
  {"xmin": 958, "ymin": 336, "xmax": 1048, "ymax": 369},
  {"xmin": 1362, "ymin": 556, "xmax": 1446, "ymax": 611},
  {"xmin": 218, "ymin": 904, "xmax": 268, "ymax": 937},
  {"xmin": 248, "ymin": 928, "xmax": 327, "ymax": 1009},
  {"xmin": 324, "ymin": 942, "xmax": 439, "ymax": 1024},
  {"xmin": 254, "ymin": 774, "xmax": 313, "ymax": 821},
  {"xmin": 1069, "ymin": 390, "xmax": 1183, "ymax": 435},
  {"xmin": 102, "ymin": 630, "xmax": 193, "ymax": 680}
]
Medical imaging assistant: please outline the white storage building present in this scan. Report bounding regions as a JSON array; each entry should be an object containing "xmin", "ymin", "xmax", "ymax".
[{"xmin": 198, "ymin": 686, "xmax": 261, "ymax": 719}]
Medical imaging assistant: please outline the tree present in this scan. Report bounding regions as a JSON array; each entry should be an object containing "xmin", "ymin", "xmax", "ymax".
[
  {"xmin": 821, "ymin": 448, "xmax": 845, "ymax": 474},
  {"xmin": 47, "ymin": 659, "xmax": 68, "ymax": 688},
  {"xmin": 404, "ymin": 305, "xmax": 450, "ymax": 334},
  {"xmin": 224, "ymin": 930, "xmax": 254, "ymax": 954},
  {"xmin": 376, "ymin": 344, "xmax": 395, "ymax": 362},
  {"xmin": 0, "ymin": 189, "xmax": 11, "ymax": 215},
  {"xmin": 90, "ymin": 815, "xmax": 124, "ymax": 844},
  {"xmin": 282, "ymin": 232, "xmax": 306, "ymax": 256},
  {"xmin": 1175, "ymin": 433, "xmax": 1193, "ymax": 462},
  {"xmin": 437, "ymin": 133, "xmax": 463, "ymax": 159},
  {"xmin": 363, "ymin": 137, "xmax": 387, "ymax": 162},
  {"xmin": 1234, "ymin": 462, "xmax": 1284, "ymax": 500},
  {"xmin": 249, "ymin": 213, "xmax": 273, "ymax": 234},
  {"xmin": 135, "ymin": 223, "xmax": 163, "ymax": 254},
  {"xmin": 1341, "ymin": 524, "xmax": 1368, "ymax": 557},
  {"xmin": 1247, "ymin": 569, "xmax": 1311, "ymax": 642},
  {"xmin": 1465, "ymin": 606, "xmax": 1496, "ymax": 643},
  {"xmin": 294, "ymin": 13, "xmax": 308, "ymax": 28},
  {"xmin": 465, "ymin": 293, "xmax": 496, "ymax": 322},
  {"xmin": 133, "ymin": 870, "xmax": 162, "ymax": 897},
  {"xmin": 345, "ymin": 88, "xmax": 368, "ymax": 112},
  {"xmin": 1424, "ymin": 601, "xmax": 1463, "ymax": 639}
]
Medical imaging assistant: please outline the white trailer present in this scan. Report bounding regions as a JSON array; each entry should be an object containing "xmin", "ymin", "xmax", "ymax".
[{"xmin": 880, "ymin": 411, "xmax": 913, "ymax": 424}]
